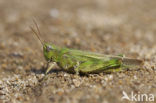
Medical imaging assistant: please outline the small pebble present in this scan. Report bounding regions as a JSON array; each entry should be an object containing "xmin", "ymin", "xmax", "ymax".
[{"xmin": 73, "ymin": 79, "xmax": 81, "ymax": 87}]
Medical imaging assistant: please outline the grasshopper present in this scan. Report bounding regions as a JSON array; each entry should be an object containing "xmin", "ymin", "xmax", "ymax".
[{"xmin": 30, "ymin": 22, "xmax": 143, "ymax": 75}]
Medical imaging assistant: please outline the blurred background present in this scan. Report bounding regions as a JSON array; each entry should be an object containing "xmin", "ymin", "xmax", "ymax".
[{"xmin": 0, "ymin": 0, "xmax": 156, "ymax": 103}]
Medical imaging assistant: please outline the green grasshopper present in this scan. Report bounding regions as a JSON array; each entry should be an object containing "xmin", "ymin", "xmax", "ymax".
[{"xmin": 30, "ymin": 22, "xmax": 143, "ymax": 75}]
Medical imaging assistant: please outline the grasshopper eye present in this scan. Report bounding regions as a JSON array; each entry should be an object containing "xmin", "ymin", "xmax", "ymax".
[{"xmin": 46, "ymin": 45, "xmax": 53, "ymax": 52}]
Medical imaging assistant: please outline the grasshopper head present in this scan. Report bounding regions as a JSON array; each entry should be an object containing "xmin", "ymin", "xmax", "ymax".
[
  {"xmin": 43, "ymin": 43, "xmax": 58, "ymax": 62},
  {"xmin": 29, "ymin": 20, "xmax": 59, "ymax": 62}
]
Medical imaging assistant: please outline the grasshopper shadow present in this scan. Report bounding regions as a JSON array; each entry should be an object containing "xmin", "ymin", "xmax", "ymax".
[
  {"xmin": 30, "ymin": 67, "xmax": 88, "ymax": 77},
  {"xmin": 31, "ymin": 66, "xmax": 63, "ymax": 74},
  {"xmin": 30, "ymin": 66, "xmax": 113, "ymax": 77}
]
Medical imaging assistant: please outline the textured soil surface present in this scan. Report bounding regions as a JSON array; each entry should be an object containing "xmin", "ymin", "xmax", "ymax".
[{"xmin": 0, "ymin": 0, "xmax": 156, "ymax": 103}]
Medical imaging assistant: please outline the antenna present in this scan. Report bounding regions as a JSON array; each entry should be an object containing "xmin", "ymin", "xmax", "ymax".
[{"xmin": 30, "ymin": 19, "xmax": 44, "ymax": 45}]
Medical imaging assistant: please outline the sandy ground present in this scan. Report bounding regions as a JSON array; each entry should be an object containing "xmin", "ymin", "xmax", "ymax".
[{"xmin": 0, "ymin": 0, "xmax": 156, "ymax": 103}]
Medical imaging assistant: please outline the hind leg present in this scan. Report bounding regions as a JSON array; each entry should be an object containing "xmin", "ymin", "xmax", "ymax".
[
  {"xmin": 103, "ymin": 66, "xmax": 128, "ymax": 73},
  {"xmin": 103, "ymin": 68, "xmax": 124, "ymax": 73}
]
